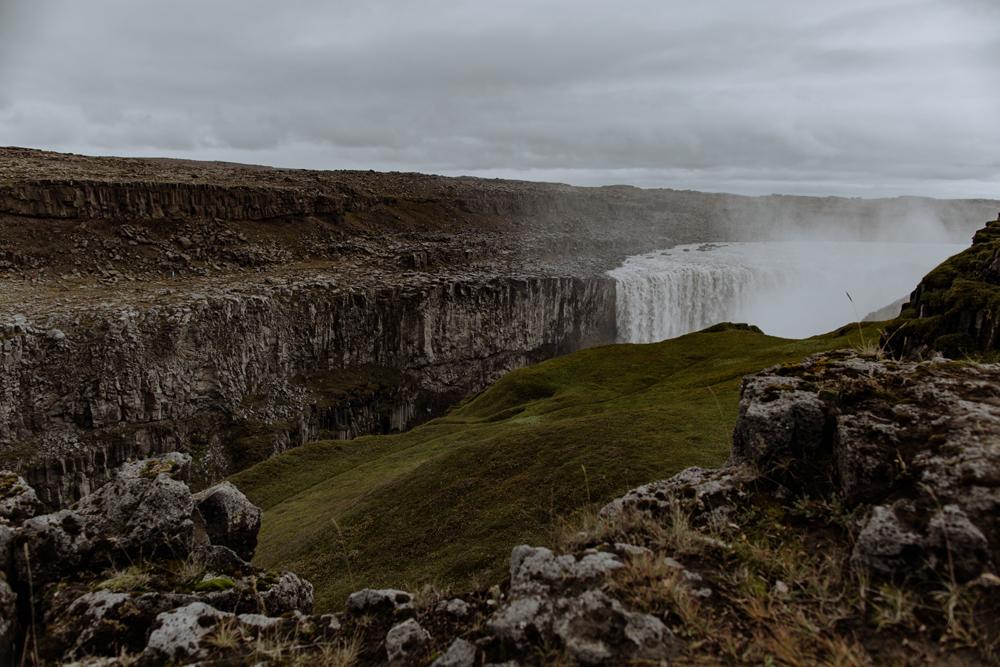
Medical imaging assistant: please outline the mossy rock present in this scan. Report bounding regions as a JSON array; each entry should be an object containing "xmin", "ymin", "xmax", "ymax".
[
  {"xmin": 193, "ymin": 576, "xmax": 236, "ymax": 592},
  {"xmin": 885, "ymin": 216, "xmax": 1000, "ymax": 357}
]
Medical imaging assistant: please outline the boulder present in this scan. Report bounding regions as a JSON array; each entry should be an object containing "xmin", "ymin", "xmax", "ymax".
[
  {"xmin": 45, "ymin": 590, "xmax": 200, "ymax": 660},
  {"xmin": 192, "ymin": 481, "xmax": 261, "ymax": 560},
  {"xmin": 143, "ymin": 602, "xmax": 231, "ymax": 663},
  {"xmin": 730, "ymin": 373, "xmax": 828, "ymax": 475},
  {"xmin": 432, "ymin": 638, "xmax": 477, "ymax": 667},
  {"xmin": 551, "ymin": 589, "xmax": 675, "ymax": 666},
  {"xmin": 0, "ymin": 524, "xmax": 13, "ymax": 576},
  {"xmin": 385, "ymin": 618, "xmax": 431, "ymax": 665},
  {"xmin": 0, "ymin": 471, "xmax": 39, "ymax": 524},
  {"xmin": 346, "ymin": 588, "xmax": 414, "ymax": 617},
  {"xmin": 600, "ymin": 465, "xmax": 755, "ymax": 525},
  {"xmin": 74, "ymin": 464, "xmax": 195, "ymax": 559},
  {"xmin": 15, "ymin": 510, "xmax": 95, "ymax": 583},
  {"xmin": 0, "ymin": 579, "xmax": 15, "ymax": 666},
  {"xmin": 258, "ymin": 570, "xmax": 314, "ymax": 616},
  {"xmin": 191, "ymin": 544, "xmax": 255, "ymax": 577}
]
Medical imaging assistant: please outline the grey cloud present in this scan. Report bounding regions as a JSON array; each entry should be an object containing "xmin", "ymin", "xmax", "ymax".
[{"xmin": 0, "ymin": 0, "xmax": 997, "ymax": 198}]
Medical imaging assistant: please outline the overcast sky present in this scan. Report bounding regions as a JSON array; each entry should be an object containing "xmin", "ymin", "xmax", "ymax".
[{"xmin": 0, "ymin": 0, "xmax": 997, "ymax": 197}]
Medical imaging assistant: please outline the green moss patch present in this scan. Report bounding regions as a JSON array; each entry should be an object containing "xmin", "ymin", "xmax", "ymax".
[{"xmin": 193, "ymin": 576, "xmax": 236, "ymax": 592}]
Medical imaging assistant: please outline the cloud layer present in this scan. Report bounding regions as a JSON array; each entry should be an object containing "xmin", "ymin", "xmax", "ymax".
[{"xmin": 1, "ymin": 0, "xmax": 997, "ymax": 197}]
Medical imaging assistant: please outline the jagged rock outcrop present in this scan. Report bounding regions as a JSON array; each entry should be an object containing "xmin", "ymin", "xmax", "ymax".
[
  {"xmin": 886, "ymin": 214, "xmax": 1000, "ymax": 357},
  {"xmin": 0, "ymin": 274, "xmax": 616, "ymax": 507},
  {"xmin": 193, "ymin": 481, "xmax": 261, "ymax": 560},
  {"xmin": 612, "ymin": 351, "xmax": 1000, "ymax": 584},
  {"xmin": 0, "ymin": 453, "xmax": 324, "ymax": 664}
]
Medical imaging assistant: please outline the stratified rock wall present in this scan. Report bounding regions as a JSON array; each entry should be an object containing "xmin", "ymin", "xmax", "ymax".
[{"xmin": 0, "ymin": 275, "xmax": 616, "ymax": 506}]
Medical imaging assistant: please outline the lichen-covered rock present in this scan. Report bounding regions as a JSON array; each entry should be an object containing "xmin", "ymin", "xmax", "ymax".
[
  {"xmin": 0, "ymin": 579, "xmax": 15, "ymax": 666},
  {"xmin": 385, "ymin": 617, "xmax": 431, "ymax": 665},
  {"xmin": 730, "ymin": 373, "xmax": 828, "ymax": 469},
  {"xmin": 346, "ymin": 588, "xmax": 414, "ymax": 617},
  {"xmin": 432, "ymin": 638, "xmax": 477, "ymax": 667},
  {"xmin": 143, "ymin": 602, "xmax": 231, "ymax": 663},
  {"xmin": 600, "ymin": 464, "xmax": 755, "ymax": 524},
  {"xmin": 74, "ymin": 464, "xmax": 195, "ymax": 559},
  {"xmin": 551, "ymin": 589, "xmax": 675, "ymax": 665},
  {"xmin": 0, "ymin": 471, "xmax": 39, "ymax": 524},
  {"xmin": 436, "ymin": 597, "xmax": 471, "ymax": 619},
  {"xmin": 509, "ymin": 545, "xmax": 623, "ymax": 596},
  {"xmin": 258, "ymin": 570, "xmax": 314, "ymax": 616},
  {"xmin": 192, "ymin": 481, "xmax": 261, "ymax": 560},
  {"xmin": 488, "ymin": 596, "xmax": 550, "ymax": 649},
  {"xmin": 734, "ymin": 352, "xmax": 1000, "ymax": 583},
  {"xmin": 14, "ymin": 510, "xmax": 95, "ymax": 583},
  {"xmin": 44, "ymin": 589, "xmax": 201, "ymax": 660},
  {"xmin": 485, "ymin": 544, "xmax": 672, "ymax": 665},
  {"xmin": 0, "ymin": 524, "xmax": 13, "ymax": 576},
  {"xmin": 852, "ymin": 505, "xmax": 924, "ymax": 577},
  {"xmin": 116, "ymin": 453, "xmax": 192, "ymax": 483}
]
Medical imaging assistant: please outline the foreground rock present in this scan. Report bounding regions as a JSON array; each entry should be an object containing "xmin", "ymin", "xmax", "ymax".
[
  {"xmin": 0, "ymin": 453, "xmax": 325, "ymax": 664},
  {"xmin": 3, "ymin": 348, "xmax": 999, "ymax": 664}
]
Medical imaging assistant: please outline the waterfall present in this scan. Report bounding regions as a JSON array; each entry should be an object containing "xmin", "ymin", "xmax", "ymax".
[{"xmin": 609, "ymin": 241, "xmax": 967, "ymax": 343}]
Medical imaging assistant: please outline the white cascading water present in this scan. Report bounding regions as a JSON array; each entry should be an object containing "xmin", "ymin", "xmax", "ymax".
[{"xmin": 609, "ymin": 241, "xmax": 967, "ymax": 342}]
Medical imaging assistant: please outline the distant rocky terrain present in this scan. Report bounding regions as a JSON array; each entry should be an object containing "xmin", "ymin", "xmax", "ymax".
[{"xmin": 2, "ymin": 147, "xmax": 997, "ymax": 510}]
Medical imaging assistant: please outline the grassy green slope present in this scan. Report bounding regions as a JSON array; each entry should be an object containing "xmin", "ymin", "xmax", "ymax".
[{"xmin": 231, "ymin": 323, "xmax": 879, "ymax": 612}]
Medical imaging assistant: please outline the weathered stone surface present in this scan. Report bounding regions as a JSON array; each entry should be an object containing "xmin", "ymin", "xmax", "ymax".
[
  {"xmin": 258, "ymin": 570, "xmax": 314, "ymax": 616},
  {"xmin": 143, "ymin": 602, "xmax": 230, "ymax": 663},
  {"xmin": 1, "ymin": 275, "xmax": 617, "ymax": 508},
  {"xmin": 191, "ymin": 543, "xmax": 255, "ymax": 577},
  {"xmin": 0, "ymin": 471, "xmax": 39, "ymax": 524},
  {"xmin": 15, "ymin": 509, "xmax": 95, "ymax": 583},
  {"xmin": 432, "ymin": 637, "xmax": 477, "ymax": 667},
  {"xmin": 0, "ymin": 524, "xmax": 12, "ymax": 576},
  {"xmin": 730, "ymin": 373, "xmax": 828, "ymax": 471},
  {"xmin": 74, "ymin": 465, "xmax": 195, "ymax": 559},
  {"xmin": 385, "ymin": 617, "xmax": 431, "ymax": 665},
  {"xmin": 852, "ymin": 505, "xmax": 924, "ymax": 577},
  {"xmin": 193, "ymin": 481, "xmax": 261, "ymax": 560},
  {"xmin": 116, "ymin": 452, "xmax": 191, "ymax": 483},
  {"xmin": 0, "ymin": 579, "xmax": 14, "ymax": 666},
  {"xmin": 346, "ymin": 588, "xmax": 414, "ymax": 617},
  {"xmin": 510, "ymin": 545, "xmax": 623, "ymax": 596},
  {"xmin": 600, "ymin": 464, "xmax": 755, "ymax": 523},
  {"xmin": 436, "ymin": 597, "xmax": 471, "ymax": 619},
  {"xmin": 551, "ymin": 589, "xmax": 674, "ymax": 666}
]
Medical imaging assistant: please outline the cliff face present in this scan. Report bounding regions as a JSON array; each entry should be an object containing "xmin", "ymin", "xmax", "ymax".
[
  {"xmin": 0, "ymin": 275, "xmax": 615, "ymax": 506},
  {"xmin": 886, "ymin": 215, "xmax": 1000, "ymax": 357}
]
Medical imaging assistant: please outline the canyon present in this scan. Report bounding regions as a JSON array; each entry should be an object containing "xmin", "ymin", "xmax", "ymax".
[{"xmin": 1, "ymin": 148, "xmax": 997, "ymax": 507}]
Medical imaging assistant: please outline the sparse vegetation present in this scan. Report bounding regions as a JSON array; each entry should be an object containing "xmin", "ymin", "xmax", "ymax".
[
  {"xmin": 96, "ymin": 565, "xmax": 153, "ymax": 593},
  {"xmin": 587, "ymin": 491, "xmax": 998, "ymax": 664},
  {"xmin": 233, "ymin": 323, "xmax": 882, "ymax": 612}
]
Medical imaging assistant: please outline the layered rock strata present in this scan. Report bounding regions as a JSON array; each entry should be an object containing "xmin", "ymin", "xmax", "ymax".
[{"xmin": 1, "ymin": 273, "xmax": 615, "ymax": 506}]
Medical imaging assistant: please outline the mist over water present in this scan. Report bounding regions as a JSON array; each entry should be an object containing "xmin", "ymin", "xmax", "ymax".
[{"xmin": 609, "ymin": 241, "xmax": 967, "ymax": 342}]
